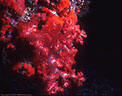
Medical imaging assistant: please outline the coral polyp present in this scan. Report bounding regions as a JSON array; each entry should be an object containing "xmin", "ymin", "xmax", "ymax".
[{"xmin": 0, "ymin": 0, "xmax": 87, "ymax": 95}]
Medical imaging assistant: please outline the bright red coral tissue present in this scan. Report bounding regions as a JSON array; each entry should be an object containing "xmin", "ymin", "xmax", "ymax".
[{"xmin": 0, "ymin": 0, "xmax": 87, "ymax": 95}]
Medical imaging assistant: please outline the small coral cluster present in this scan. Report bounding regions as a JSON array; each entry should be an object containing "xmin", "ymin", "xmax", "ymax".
[{"xmin": 0, "ymin": 0, "xmax": 87, "ymax": 95}]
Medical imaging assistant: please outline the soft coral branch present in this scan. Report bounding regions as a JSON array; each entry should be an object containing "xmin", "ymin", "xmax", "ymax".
[{"xmin": 0, "ymin": 0, "xmax": 87, "ymax": 95}]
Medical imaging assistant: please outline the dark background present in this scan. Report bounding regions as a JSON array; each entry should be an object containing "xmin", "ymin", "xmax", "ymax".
[{"xmin": 86, "ymin": 0, "xmax": 122, "ymax": 90}]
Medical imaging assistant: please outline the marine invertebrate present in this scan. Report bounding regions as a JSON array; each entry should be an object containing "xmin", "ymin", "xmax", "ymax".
[{"xmin": 0, "ymin": 0, "xmax": 88, "ymax": 95}]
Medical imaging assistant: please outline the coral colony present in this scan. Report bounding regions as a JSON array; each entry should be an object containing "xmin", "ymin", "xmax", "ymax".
[{"xmin": 0, "ymin": 0, "xmax": 88, "ymax": 95}]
